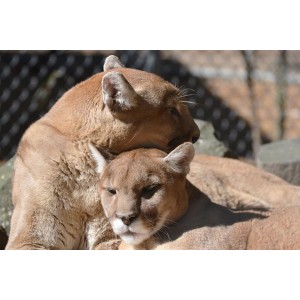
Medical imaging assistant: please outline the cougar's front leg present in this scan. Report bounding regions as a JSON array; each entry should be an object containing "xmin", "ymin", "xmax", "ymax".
[
  {"xmin": 6, "ymin": 205, "xmax": 85, "ymax": 250},
  {"xmin": 86, "ymin": 216, "xmax": 120, "ymax": 250}
]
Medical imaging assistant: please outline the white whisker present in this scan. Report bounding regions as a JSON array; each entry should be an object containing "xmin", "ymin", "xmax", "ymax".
[
  {"xmin": 178, "ymin": 94, "xmax": 197, "ymax": 99},
  {"xmin": 177, "ymin": 86, "xmax": 190, "ymax": 97},
  {"xmin": 158, "ymin": 226, "xmax": 171, "ymax": 242},
  {"xmin": 156, "ymin": 215, "xmax": 179, "ymax": 227},
  {"xmin": 178, "ymin": 87, "xmax": 196, "ymax": 97},
  {"xmin": 180, "ymin": 100, "xmax": 197, "ymax": 105},
  {"xmin": 124, "ymin": 123, "xmax": 145, "ymax": 146}
]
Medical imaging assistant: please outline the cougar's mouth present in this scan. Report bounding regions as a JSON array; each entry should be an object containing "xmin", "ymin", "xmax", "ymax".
[
  {"xmin": 121, "ymin": 231, "xmax": 137, "ymax": 239},
  {"xmin": 123, "ymin": 212, "xmax": 169, "ymax": 245},
  {"xmin": 168, "ymin": 133, "xmax": 200, "ymax": 150},
  {"xmin": 111, "ymin": 219, "xmax": 151, "ymax": 245}
]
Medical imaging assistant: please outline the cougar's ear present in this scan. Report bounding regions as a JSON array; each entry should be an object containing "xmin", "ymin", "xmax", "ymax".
[
  {"xmin": 88, "ymin": 143, "xmax": 107, "ymax": 174},
  {"xmin": 102, "ymin": 72, "xmax": 140, "ymax": 112},
  {"xmin": 103, "ymin": 55, "xmax": 125, "ymax": 71},
  {"xmin": 163, "ymin": 142, "xmax": 195, "ymax": 175}
]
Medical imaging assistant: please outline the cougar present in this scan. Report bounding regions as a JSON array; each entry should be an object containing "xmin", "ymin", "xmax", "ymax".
[
  {"xmin": 90, "ymin": 143, "xmax": 300, "ymax": 250},
  {"xmin": 6, "ymin": 55, "xmax": 200, "ymax": 250}
]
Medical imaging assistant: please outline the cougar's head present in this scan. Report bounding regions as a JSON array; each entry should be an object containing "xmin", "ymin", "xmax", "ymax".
[
  {"xmin": 94, "ymin": 55, "xmax": 200, "ymax": 153},
  {"xmin": 89, "ymin": 142, "xmax": 195, "ymax": 245}
]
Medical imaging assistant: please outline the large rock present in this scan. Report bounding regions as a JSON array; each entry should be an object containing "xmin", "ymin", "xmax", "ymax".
[
  {"xmin": 193, "ymin": 119, "xmax": 235, "ymax": 157},
  {"xmin": 257, "ymin": 139, "xmax": 300, "ymax": 186},
  {"xmin": 0, "ymin": 157, "xmax": 14, "ymax": 235}
]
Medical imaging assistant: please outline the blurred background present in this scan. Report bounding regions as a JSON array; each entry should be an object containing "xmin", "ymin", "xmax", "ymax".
[{"xmin": 1, "ymin": 50, "xmax": 300, "ymax": 163}]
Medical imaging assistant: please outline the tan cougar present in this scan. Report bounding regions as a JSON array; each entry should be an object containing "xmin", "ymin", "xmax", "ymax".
[
  {"xmin": 188, "ymin": 155, "xmax": 300, "ymax": 211},
  {"xmin": 6, "ymin": 55, "xmax": 200, "ymax": 250},
  {"xmin": 90, "ymin": 143, "xmax": 300, "ymax": 250}
]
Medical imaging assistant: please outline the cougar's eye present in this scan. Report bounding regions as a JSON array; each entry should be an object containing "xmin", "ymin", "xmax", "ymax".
[
  {"xmin": 106, "ymin": 187, "xmax": 116, "ymax": 195},
  {"xmin": 169, "ymin": 107, "xmax": 180, "ymax": 117},
  {"xmin": 141, "ymin": 184, "xmax": 161, "ymax": 199}
]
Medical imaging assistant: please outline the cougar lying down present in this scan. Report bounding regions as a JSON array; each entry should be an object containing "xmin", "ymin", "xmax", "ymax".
[
  {"xmin": 90, "ymin": 143, "xmax": 300, "ymax": 250},
  {"xmin": 6, "ymin": 55, "xmax": 200, "ymax": 250},
  {"xmin": 188, "ymin": 155, "xmax": 300, "ymax": 211}
]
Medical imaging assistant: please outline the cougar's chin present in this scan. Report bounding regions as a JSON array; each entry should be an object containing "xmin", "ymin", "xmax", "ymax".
[{"xmin": 120, "ymin": 231, "xmax": 151, "ymax": 245}]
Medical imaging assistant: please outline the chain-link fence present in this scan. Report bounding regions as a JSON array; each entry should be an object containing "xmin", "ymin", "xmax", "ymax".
[{"xmin": 1, "ymin": 50, "xmax": 300, "ymax": 161}]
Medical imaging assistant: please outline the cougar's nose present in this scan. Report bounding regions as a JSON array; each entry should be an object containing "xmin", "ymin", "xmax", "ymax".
[
  {"xmin": 191, "ymin": 125, "xmax": 200, "ymax": 144},
  {"xmin": 117, "ymin": 213, "xmax": 138, "ymax": 226},
  {"xmin": 192, "ymin": 134, "xmax": 200, "ymax": 144}
]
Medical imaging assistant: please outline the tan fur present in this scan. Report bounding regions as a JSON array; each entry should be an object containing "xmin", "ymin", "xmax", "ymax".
[
  {"xmin": 188, "ymin": 155, "xmax": 300, "ymax": 211},
  {"xmin": 156, "ymin": 203, "xmax": 300, "ymax": 250},
  {"xmin": 93, "ymin": 144, "xmax": 300, "ymax": 250},
  {"xmin": 6, "ymin": 56, "xmax": 200, "ymax": 250}
]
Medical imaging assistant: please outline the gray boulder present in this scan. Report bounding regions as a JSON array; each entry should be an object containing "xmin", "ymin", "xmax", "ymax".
[
  {"xmin": 193, "ymin": 119, "xmax": 235, "ymax": 157},
  {"xmin": 257, "ymin": 139, "xmax": 300, "ymax": 186},
  {"xmin": 0, "ymin": 157, "xmax": 14, "ymax": 235}
]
